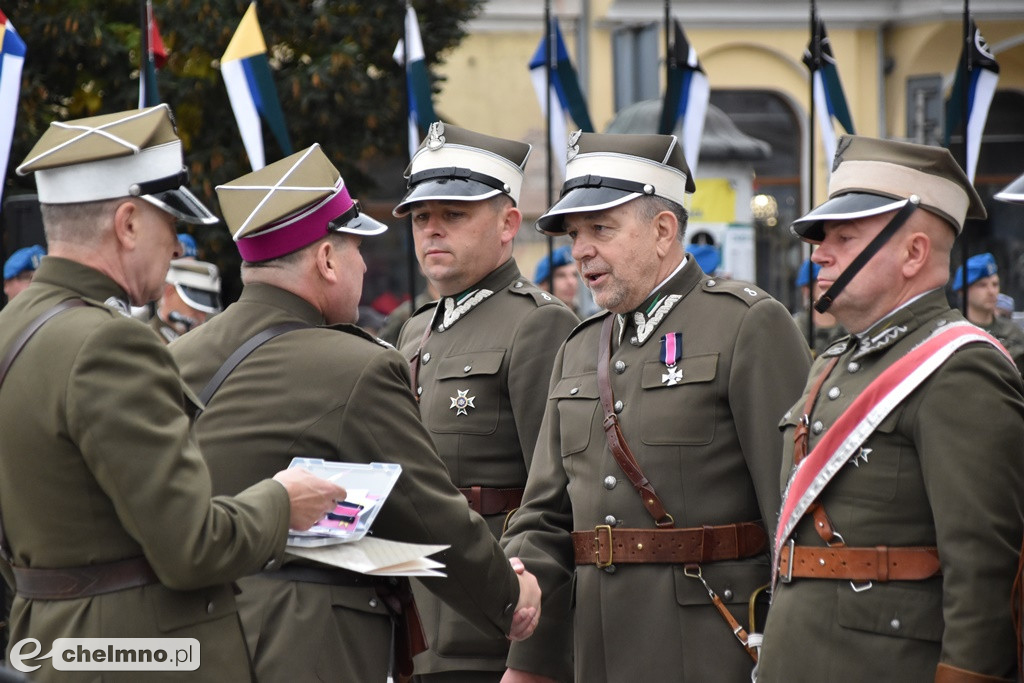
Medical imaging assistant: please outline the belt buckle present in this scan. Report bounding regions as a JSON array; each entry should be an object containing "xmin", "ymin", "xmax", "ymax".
[
  {"xmin": 779, "ymin": 539, "xmax": 795, "ymax": 583},
  {"xmin": 594, "ymin": 525, "xmax": 614, "ymax": 568}
]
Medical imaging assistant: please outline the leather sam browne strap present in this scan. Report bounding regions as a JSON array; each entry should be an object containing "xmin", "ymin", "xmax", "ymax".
[
  {"xmin": 458, "ymin": 486, "xmax": 524, "ymax": 516},
  {"xmin": 0, "ymin": 299, "xmax": 88, "ymax": 562},
  {"xmin": 597, "ymin": 314, "xmax": 673, "ymax": 527},
  {"xmin": 934, "ymin": 662, "xmax": 1014, "ymax": 683},
  {"xmin": 0, "ymin": 298, "xmax": 160, "ymax": 599},
  {"xmin": 572, "ymin": 523, "xmax": 768, "ymax": 567},
  {"xmin": 199, "ymin": 320, "xmax": 310, "ymax": 405},
  {"xmin": 776, "ymin": 543, "xmax": 941, "ymax": 583}
]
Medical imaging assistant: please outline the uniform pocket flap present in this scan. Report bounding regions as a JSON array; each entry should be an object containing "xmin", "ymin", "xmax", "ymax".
[
  {"xmin": 836, "ymin": 580, "xmax": 943, "ymax": 642},
  {"xmin": 436, "ymin": 350, "xmax": 506, "ymax": 380},
  {"xmin": 152, "ymin": 583, "xmax": 237, "ymax": 633},
  {"xmin": 642, "ymin": 353, "xmax": 718, "ymax": 390},
  {"xmin": 673, "ymin": 560, "xmax": 770, "ymax": 606},
  {"xmin": 329, "ymin": 584, "xmax": 391, "ymax": 616},
  {"xmin": 551, "ymin": 373, "xmax": 600, "ymax": 400}
]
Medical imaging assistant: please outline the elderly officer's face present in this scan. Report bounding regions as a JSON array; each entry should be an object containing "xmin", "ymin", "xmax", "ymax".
[
  {"xmin": 812, "ymin": 210, "xmax": 908, "ymax": 333},
  {"xmin": 326, "ymin": 234, "xmax": 366, "ymax": 325},
  {"xmin": 409, "ymin": 199, "xmax": 519, "ymax": 296},
  {"xmin": 565, "ymin": 201, "xmax": 664, "ymax": 314}
]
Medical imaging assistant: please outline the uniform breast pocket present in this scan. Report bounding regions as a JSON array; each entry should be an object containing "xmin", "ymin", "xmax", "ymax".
[
  {"xmin": 640, "ymin": 353, "xmax": 719, "ymax": 445},
  {"xmin": 552, "ymin": 374, "xmax": 599, "ymax": 457},
  {"xmin": 827, "ymin": 407, "xmax": 905, "ymax": 503},
  {"xmin": 427, "ymin": 350, "xmax": 505, "ymax": 435}
]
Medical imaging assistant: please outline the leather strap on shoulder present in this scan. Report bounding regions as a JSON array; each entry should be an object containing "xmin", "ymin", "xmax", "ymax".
[
  {"xmin": 198, "ymin": 321, "xmax": 310, "ymax": 405},
  {"xmin": 0, "ymin": 298, "xmax": 88, "ymax": 563},
  {"xmin": 597, "ymin": 314, "xmax": 674, "ymax": 528}
]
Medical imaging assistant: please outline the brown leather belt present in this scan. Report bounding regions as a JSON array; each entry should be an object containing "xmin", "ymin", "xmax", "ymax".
[
  {"xmin": 13, "ymin": 556, "xmax": 159, "ymax": 600},
  {"xmin": 458, "ymin": 486, "xmax": 524, "ymax": 516},
  {"xmin": 572, "ymin": 522, "xmax": 768, "ymax": 567},
  {"xmin": 777, "ymin": 541, "xmax": 941, "ymax": 583}
]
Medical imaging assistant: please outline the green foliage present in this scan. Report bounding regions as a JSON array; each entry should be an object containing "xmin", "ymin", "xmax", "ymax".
[{"xmin": 4, "ymin": 0, "xmax": 482, "ymax": 300}]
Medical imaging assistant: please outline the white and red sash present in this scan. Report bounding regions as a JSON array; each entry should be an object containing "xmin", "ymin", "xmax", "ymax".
[{"xmin": 772, "ymin": 321, "xmax": 1013, "ymax": 587}]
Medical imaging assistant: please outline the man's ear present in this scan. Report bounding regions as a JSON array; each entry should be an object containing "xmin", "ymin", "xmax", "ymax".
[
  {"xmin": 112, "ymin": 200, "xmax": 140, "ymax": 251},
  {"xmin": 314, "ymin": 238, "xmax": 339, "ymax": 284},
  {"xmin": 499, "ymin": 204, "xmax": 522, "ymax": 246},
  {"xmin": 653, "ymin": 210, "xmax": 679, "ymax": 258}
]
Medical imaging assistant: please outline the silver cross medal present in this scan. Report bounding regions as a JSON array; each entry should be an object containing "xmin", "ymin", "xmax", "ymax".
[
  {"xmin": 662, "ymin": 366, "xmax": 683, "ymax": 386},
  {"xmin": 449, "ymin": 389, "xmax": 476, "ymax": 416}
]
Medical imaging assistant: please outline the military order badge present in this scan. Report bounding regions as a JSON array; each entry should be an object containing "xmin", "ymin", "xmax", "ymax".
[
  {"xmin": 660, "ymin": 332, "xmax": 683, "ymax": 386},
  {"xmin": 449, "ymin": 389, "xmax": 476, "ymax": 416}
]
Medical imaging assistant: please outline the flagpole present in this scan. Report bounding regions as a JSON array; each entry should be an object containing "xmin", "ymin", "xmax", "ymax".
[
  {"xmin": 545, "ymin": 0, "xmax": 554, "ymax": 286},
  {"xmin": 806, "ymin": 0, "xmax": 818, "ymax": 348},
  {"xmin": 958, "ymin": 0, "xmax": 970, "ymax": 313},
  {"xmin": 403, "ymin": 2, "xmax": 417, "ymax": 311},
  {"xmin": 664, "ymin": 0, "xmax": 671, "ymax": 95}
]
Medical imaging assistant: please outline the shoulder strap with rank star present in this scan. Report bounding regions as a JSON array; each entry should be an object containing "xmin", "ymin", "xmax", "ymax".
[{"xmin": 772, "ymin": 321, "xmax": 1014, "ymax": 588}]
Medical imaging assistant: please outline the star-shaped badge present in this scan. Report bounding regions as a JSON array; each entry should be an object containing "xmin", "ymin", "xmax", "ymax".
[
  {"xmin": 662, "ymin": 366, "xmax": 683, "ymax": 386},
  {"xmin": 449, "ymin": 389, "xmax": 476, "ymax": 416}
]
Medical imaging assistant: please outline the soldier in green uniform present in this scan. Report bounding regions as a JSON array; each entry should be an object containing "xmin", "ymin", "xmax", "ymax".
[
  {"xmin": 500, "ymin": 132, "xmax": 811, "ymax": 682},
  {"xmin": 757, "ymin": 136, "xmax": 1024, "ymax": 682},
  {"xmin": 171, "ymin": 143, "xmax": 543, "ymax": 683},
  {"xmin": 149, "ymin": 258, "xmax": 222, "ymax": 343},
  {"xmin": 0, "ymin": 105, "xmax": 345, "ymax": 681},
  {"xmin": 392, "ymin": 122, "xmax": 580, "ymax": 682},
  {"xmin": 951, "ymin": 252, "xmax": 1024, "ymax": 375}
]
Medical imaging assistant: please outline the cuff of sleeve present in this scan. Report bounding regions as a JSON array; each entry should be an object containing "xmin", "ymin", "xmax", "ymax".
[
  {"xmin": 245, "ymin": 478, "xmax": 291, "ymax": 570},
  {"xmin": 506, "ymin": 614, "xmax": 573, "ymax": 682}
]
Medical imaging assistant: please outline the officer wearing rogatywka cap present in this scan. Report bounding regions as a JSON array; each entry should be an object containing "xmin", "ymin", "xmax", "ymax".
[
  {"xmin": 758, "ymin": 136, "xmax": 1024, "ymax": 683},
  {"xmin": 949, "ymin": 252, "xmax": 1024, "ymax": 375},
  {"xmin": 500, "ymin": 132, "xmax": 810, "ymax": 682},
  {"xmin": 2, "ymin": 244, "xmax": 46, "ymax": 301},
  {"xmin": 391, "ymin": 121, "xmax": 578, "ymax": 682},
  {"xmin": 149, "ymin": 258, "xmax": 222, "ymax": 343},
  {"xmin": 0, "ymin": 105, "xmax": 345, "ymax": 682},
  {"xmin": 170, "ymin": 142, "xmax": 542, "ymax": 683}
]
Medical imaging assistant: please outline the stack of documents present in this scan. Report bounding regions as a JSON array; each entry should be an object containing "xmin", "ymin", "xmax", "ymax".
[{"xmin": 284, "ymin": 458, "xmax": 448, "ymax": 576}]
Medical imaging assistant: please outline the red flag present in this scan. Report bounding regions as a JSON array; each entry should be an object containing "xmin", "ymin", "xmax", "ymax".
[{"xmin": 148, "ymin": 6, "xmax": 167, "ymax": 69}]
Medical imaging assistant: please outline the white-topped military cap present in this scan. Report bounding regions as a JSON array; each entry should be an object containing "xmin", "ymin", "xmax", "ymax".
[
  {"xmin": 392, "ymin": 122, "xmax": 532, "ymax": 217},
  {"xmin": 16, "ymin": 104, "xmax": 217, "ymax": 225},
  {"xmin": 536, "ymin": 131, "xmax": 696, "ymax": 235},
  {"xmin": 166, "ymin": 259, "xmax": 222, "ymax": 314},
  {"xmin": 216, "ymin": 143, "xmax": 387, "ymax": 263},
  {"xmin": 791, "ymin": 135, "xmax": 986, "ymax": 242}
]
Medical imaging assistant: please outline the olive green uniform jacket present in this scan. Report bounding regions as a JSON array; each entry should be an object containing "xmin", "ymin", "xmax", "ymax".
[
  {"xmin": 0, "ymin": 258, "xmax": 290, "ymax": 682},
  {"xmin": 171, "ymin": 283, "xmax": 521, "ymax": 683},
  {"xmin": 396, "ymin": 259, "xmax": 579, "ymax": 677},
  {"xmin": 981, "ymin": 315, "xmax": 1024, "ymax": 377},
  {"xmin": 503, "ymin": 259, "xmax": 811, "ymax": 682},
  {"xmin": 793, "ymin": 309, "xmax": 848, "ymax": 358},
  {"xmin": 757, "ymin": 290, "xmax": 1024, "ymax": 682}
]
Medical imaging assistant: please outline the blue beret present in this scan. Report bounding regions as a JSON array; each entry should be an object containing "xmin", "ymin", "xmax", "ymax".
[
  {"xmin": 4, "ymin": 244, "xmax": 46, "ymax": 280},
  {"xmin": 177, "ymin": 233, "xmax": 198, "ymax": 259},
  {"xmin": 686, "ymin": 244, "xmax": 721, "ymax": 275},
  {"xmin": 951, "ymin": 252, "xmax": 998, "ymax": 291},
  {"xmin": 795, "ymin": 259, "xmax": 821, "ymax": 288},
  {"xmin": 533, "ymin": 244, "xmax": 574, "ymax": 284}
]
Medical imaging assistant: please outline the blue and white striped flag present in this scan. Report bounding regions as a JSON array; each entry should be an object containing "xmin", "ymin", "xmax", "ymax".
[
  {"xmin": 944, "ymin": 19, "xmax": 999, "ymax": 184},
  {"xmin": 0, "ymin": 8, "xmax": 24, "ymax": 206},
  {"xmin": 529, "ymin": 18, "xmax": 593, "ymax": 176},
  {"xmin": 803, "ymin": 18, "xmax": 855, "ymax": 171},
  {"xmin": 394, "ymin": 4, "xmax": 437, "ymax": 161},
  {"xmin": 658, "ymin": 19, "xmax": 709, "ymax": 176}
]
